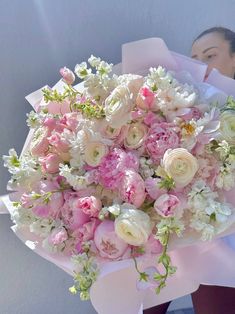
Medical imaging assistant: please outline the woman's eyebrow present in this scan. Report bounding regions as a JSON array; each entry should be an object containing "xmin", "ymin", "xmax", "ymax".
[
  {"xmin": 191, "ymin": 46, "xmax": 218, "ymax": 59},
  {"xmin": 202, "ymin": 46, "xmax": 218, "ymax": 54}
]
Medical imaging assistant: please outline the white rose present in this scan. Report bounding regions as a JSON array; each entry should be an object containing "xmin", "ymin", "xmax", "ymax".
[
  {"xmin": 124, "ymin": 123, "xmax": 147, "ymax": 149},
  {"xmin": 105, "ymin": 85, "xmax": 134, "ymax": 128},
  {"xmin": 115, "ymin": 206, "xmax": 152, "ymax": 246},
  {"xmin": 162, "ymin": 148, "xmax": 199, "ymax": 188},
  {"xmin": 220, "ymin": 110, "xmax": 235, "ymax": 144},
  {"xmin": 84, "ymin": 141, "xmax": 107, "ymax": 167}
]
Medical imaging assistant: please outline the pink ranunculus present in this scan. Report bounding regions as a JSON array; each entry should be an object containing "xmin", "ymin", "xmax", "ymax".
[
  {"xmin": 94, "ymin": 220, "xmax": 129, "ymax": 259},
  {"xmin": 75, "ymin": 196, "xmax": 102, "ymax": 217},
  {"xmin": 98, "ymin": 148, "xmax": 139, "ymax": 190},
  {"xmin": 136, "ymin": 87, "xmax": 156, "ymax": 110},
  {"xmin": 48, "ymin": 227, "xmax": 68, "ymax": 246},
  {"xmin": 144, "ymin": 234, "xmax": 163, "ymax": 255},
  {"xmin": 59, "ymin": 67, "xmax": 75, "ymax": 85},
  {"xmin": 145, "ymin": 123, "xmax": 179, "ymax": 161},
  {"xmin": 154, "ymin": 193, "xmax": 180, "ymax": 217},
  {"xmin": 119, "ymin": 170, "xmax": 146, "ymax": 208},
  {"xmin": 145, "ymin": 177, "xmax": 165, "ymax": 200},
  {"xmin": 39, "ymin": 153, "xmax": 62, "ymax": 174}
]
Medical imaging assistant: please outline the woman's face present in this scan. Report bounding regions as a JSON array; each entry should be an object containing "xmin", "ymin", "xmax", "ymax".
[{"xmin": 191, "ymin": 32, "xmax": 235, "ymax": 79}]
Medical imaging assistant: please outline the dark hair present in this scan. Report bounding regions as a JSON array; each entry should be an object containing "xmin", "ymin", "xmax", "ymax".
[{"xmin": 194, "ymin": 27, "xmax": 235, "ymax": 55}]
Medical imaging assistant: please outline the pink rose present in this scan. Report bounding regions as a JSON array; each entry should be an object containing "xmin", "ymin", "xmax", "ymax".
[
  {"xmin": 145, "ymin": 123, "xmax": 179, "ymax": 161},
  {"xmin": 154, "ymin": 193, "xmax": 180, "ymax": 217},
  {"xmin": 59, "ymin": 67, "xmax": 75, "ymax": 85},
  {"xmin": 94, "ymin": 220, "xmax": 128, "ymax": 259},
  {"xmin": 136, "ymin": 87, "xmax": 156, "ymax": 110},
  {"xmin": 119, "ymin": 170, "xmax": 146, "ymax": 207},
  {"xmin": 48, "ymin": 227, "xmax": 68, "ymax": 245},
  {"xmin": 75, "ymin": 196, "xmax": 102, "ymax": 217},
  {"xmin": 39, "ymin": 153, "xmax": 62, "ymax": 174}
]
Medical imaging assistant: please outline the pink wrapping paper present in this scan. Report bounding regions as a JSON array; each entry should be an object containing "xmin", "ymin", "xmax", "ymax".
[{"xmin": 1, "ymin": 37, "xmax": 235, "ymax": 313}]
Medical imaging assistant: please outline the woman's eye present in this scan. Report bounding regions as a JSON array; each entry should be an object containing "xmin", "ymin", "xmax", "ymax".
[{"xmin": 206, "ymin": 54, "xmax": 216, "ymax": 60}]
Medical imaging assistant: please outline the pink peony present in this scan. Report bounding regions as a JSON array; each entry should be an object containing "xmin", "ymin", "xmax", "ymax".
[
  {"xmin": 119, "ymin": 170, "xmax": 146, "ymax": 208},
  {"xmin": 154, "ymin": 193, "xmax": 180, "ymax": 217},
  {"xmin": 74, "ymin": 218, "xmax": 100, "ymax": 242},
  {"xmin": 145, "ymin": 123, "xmax": 179, "ymax": 161},
  {"xmin": 94, "ymin": 220, "xmax": 128, "ymax": 259},
  {"xmin": 75, "ymin": 196, "xmax": 102, "ymax": 217},
  {"xmin": 59, "ymin": 67, "xmax": 75, "ymax": 85},
  {"xmin": 98, "ymin": 148, "xmax": 139, "ymax": 190}
]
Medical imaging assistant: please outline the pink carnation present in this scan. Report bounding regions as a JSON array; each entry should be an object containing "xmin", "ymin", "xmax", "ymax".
[
  {"xmin": 145, "ymin": 123, "xmax": 179, "ymax": 161},
  {"xmin": 119, "ymin": 170, "xmax": 146, "ymax": 207}
]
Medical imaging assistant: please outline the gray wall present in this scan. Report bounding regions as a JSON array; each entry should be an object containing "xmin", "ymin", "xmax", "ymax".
[{"xmin": 0, "ymin": 1, "xmax": 234, "ymax": 313}]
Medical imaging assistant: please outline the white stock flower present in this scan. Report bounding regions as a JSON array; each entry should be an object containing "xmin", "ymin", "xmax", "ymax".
[
  {"xmin": 104, "ymin": 85, "xmax": 134, "ymax": 128},
  {"xmin": 114, "ymin": 204, "xmax": 152, "ymax": 246},
  {"xmin": 220, "ymin": 110, "xmax": 235, "ymax": 144},
  {"xmin": 59, "ymin": 164, "xmax": 87, "ymax": 190},
  {"xmin": 162, "ymin": 148, "xmax": 199, "ymax": 188},
  {"xmin": 124, "ymin": 123, "xmax": 147, "ymax": 149},
  {"xmin": 84, "ymin": 141, "xmax": 108, "ymax": 167},
  {"xmin": 205, "ymin": 200, "xmax": 232, "ymax": 223},
  {"xmin": 188, "ymin": 180, "xmax": 218, "ymax": 209},
  {"xmin": 216, "ymin": 165, "xmax": 235, "ymax": 191},
  {"xmin": 74, "ymin": 62, "xmax": 91, "ymax": 79}
]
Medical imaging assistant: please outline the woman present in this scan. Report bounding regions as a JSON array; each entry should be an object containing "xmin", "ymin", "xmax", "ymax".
[{"xmin": 144, "ymin": 26, "xmax": 235, "ymax": 314}]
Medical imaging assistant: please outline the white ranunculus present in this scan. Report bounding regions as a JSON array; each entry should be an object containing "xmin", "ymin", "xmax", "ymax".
[
  {"xmin": 115, "ymin": 206, "xmax": 152, "ymax": 246},
  {"xmin": 220, "ymin": 110, "xmax": 235, "ymax": 144},
  {"xmin": 124, "ymin": 123, "xmax": 147, "ymax": 149},
  {"xmin": 104, "ymin": 85, "xmax": 134, "ymax": 128},
  {"xmin": 84, "ymin": 141, "xmax": 108, "ymax": 167},
  {"xmin": 162, "ymin": 148, "xmax": 199, "ymax": 188}
]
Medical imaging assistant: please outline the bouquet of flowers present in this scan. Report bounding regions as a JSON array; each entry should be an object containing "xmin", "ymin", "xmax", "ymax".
[{"xmin": 2, "ymin": 38, "xmax": 235, "ymax": 311}]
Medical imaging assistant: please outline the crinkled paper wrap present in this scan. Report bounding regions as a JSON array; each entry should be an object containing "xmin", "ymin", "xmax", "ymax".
[{"xmin": 1, "ymin": 38, "xmax": 235, "ymax": 314}]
